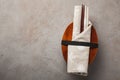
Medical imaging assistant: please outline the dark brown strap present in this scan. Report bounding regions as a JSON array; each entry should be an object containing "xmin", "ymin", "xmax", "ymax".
[{"xmin": 61, "ymin": 40, "xmax": 98, "ymax": 48}]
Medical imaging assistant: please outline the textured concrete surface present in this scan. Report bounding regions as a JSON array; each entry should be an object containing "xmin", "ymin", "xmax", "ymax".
[{"xmin": 0, "ymin": 0, "xmax": 120, "ymax": 80}]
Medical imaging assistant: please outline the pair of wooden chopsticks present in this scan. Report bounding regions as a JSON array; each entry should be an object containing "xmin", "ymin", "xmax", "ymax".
[{"xmin": 80, "ymin": 4, "xmax": 89, "ymax": 33}]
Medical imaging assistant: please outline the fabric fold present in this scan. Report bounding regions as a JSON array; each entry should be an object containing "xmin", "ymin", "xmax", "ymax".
[{"xmin": 67, "ymin": 5, "xmax": 92, "ymax": 76}]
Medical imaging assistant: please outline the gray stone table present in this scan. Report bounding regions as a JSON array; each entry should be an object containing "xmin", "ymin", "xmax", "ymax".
[{"xmin": 0, "ymin": 0, "xmax": 120, "ymax": 80}]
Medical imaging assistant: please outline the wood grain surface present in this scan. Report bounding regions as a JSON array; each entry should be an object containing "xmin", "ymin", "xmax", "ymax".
[{"xmin": 61, "ymin": 22, "xmax": 98, "ymax": 64}]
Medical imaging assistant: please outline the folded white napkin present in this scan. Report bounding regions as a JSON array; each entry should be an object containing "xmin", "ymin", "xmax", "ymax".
[{"xmin": 67, "ymin": 5, "xmax": 92, "ymax": 76}]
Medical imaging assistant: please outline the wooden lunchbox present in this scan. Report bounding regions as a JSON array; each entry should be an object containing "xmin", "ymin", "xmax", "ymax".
[{"xmin": 61, "ymin": 22, "xmax": 98, "ymax": 64}]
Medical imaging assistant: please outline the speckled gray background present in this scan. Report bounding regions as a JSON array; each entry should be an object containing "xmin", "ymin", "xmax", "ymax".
[{"xmin": 0, "ymin": 0, "xmax": 120, "ymax": 80}]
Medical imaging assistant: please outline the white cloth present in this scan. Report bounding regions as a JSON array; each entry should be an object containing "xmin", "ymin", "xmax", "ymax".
[{"xmin": 67, "ymin": 5, "xmax": 92, "ymax": 76}]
